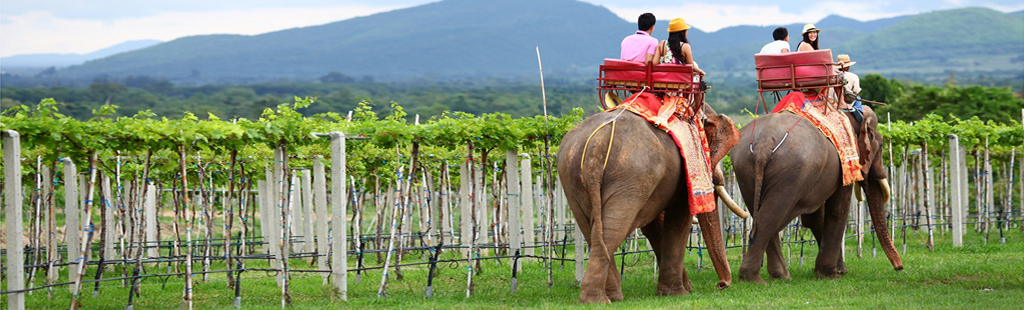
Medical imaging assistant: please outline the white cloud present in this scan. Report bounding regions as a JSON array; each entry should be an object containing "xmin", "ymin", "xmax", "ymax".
[{"xmin": 0, "ymin": 4, "xmax": 402, "ymax": 57}]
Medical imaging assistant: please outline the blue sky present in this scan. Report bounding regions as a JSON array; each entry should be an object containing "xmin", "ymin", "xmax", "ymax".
[{"xmin": 2, "ymin": 0, "xmax": 1021, "ymax": 57}]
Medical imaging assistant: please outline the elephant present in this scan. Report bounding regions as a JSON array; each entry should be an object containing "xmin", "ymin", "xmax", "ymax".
[
  {"xmin": 556, "ymin": 103, "xmax": 743, "ymax": 304},
  {"xmin": 729, "ymin": 106, "xmax": 903, "ymax": 284}
]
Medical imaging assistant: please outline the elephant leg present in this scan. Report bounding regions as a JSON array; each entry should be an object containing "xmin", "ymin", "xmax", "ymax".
[
  {"xmin": 765, "ymin": 234, "xmax": 790, "ymax": 280},
  {"xmin": 605, "ymin": 258, "xmax": 624, "ymax": 302},
  {"xmin": 740, "ymin": 214, "xmax": 792, "ymax": 284},
  {"xmin": 653, "ymin": 206, "xmax": 694, "ymax": 295},
  {"xmin": 640, "ymin": 221, "xmax": 665, "ymax": 266},
  {"xmin": 578, "ymin": 205, "xmax": 637, "ymax": 303},
  {"xmin": 803, "ymin": 208, "xmax": 848, "ymax": 274},
  {"xmin": 814, "ymin": 188, "xmax": 853, "ymax": 279}
]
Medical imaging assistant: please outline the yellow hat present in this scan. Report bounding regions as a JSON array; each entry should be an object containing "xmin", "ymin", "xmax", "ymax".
[
  {"xmin": 835, "ymin": 54, "xmax": 857, "ymax": 68},
  {"xmin": 802, "ymin": 23, "xmax": 821, "ymax": 35},
  {"xmin": 668, "ymin": 18, "xmax": 691, "ymax": 32}
]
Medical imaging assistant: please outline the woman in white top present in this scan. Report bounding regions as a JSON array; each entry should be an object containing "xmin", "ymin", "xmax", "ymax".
[
  {"xmin": 797, "ymin": 24, "xmax": 820, "ymax": 51},
  {"xmin": 653, "ymin": 18, "xmax": 706, "ymax": 76}
]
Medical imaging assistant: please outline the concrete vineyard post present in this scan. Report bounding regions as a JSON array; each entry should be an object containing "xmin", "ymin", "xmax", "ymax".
[{"xmin": 4, "ymin": 131, "xmax": 26, "ymax": 310}]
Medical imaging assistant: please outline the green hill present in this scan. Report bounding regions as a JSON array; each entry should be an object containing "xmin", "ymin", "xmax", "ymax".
[
  {"xmin": 61, "ymin": 0, "xmax": 631, "ymax": 83},
  {"xmin": 50, "ymin": 2, "xmax": 1024, "ymax": 84},
  {"xmin": 835, "ymin": 7, "xmax": 1024, "ymax": 73}
]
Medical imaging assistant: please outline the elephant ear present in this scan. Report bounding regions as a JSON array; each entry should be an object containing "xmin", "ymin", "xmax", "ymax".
[
  {"xmin": 704, "ymin": 114, "xmax": 741, "ymax": 166},
  {"xmin": 855, "ymin": 107, "xmax": 881, "ymax": 177}
]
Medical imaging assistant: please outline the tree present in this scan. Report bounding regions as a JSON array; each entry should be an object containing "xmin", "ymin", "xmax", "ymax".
[
  {"xmin": 859, "ymin": 74, "xmax": 904, "ymax": 105},
  {"xmin": 89, "ymin": 82, "xmax": 127, "ymax": 104},
  {"xmin": 319, "ymin": 71, "xmax": 356, "ymax": 84}
]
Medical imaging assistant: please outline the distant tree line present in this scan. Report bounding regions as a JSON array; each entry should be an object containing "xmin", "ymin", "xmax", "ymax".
[{"xmin": 1, "ymin": 74, "xmax": 1020, "ymax": 124}]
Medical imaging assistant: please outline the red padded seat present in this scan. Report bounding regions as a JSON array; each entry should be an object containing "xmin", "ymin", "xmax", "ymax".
[
  {"xmin": 600, "ymin": 59, "xmax": 695, "ymax": 89},
  {"xmin": 755, "ymin": 50, "xmax": 838, "ymax": 91}
]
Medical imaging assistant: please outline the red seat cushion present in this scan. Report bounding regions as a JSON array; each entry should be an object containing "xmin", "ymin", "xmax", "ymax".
[
  {"xmin": 601, "ymin": 59, "xmax": 694, "ymax": 86},
  {"xmin": 755, "ymin": 50, "xmax": 836, "ymax": 89},
  {"xmin": 602, "ymin": 59, "xmax": 645, "ymax": 82}
]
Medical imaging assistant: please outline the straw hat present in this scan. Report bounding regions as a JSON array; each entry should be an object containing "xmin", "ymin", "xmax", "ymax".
[
  {"xmin": 835, "ymin": 54, "xmax": 856, "ymax": 68},
  {"xmin": 668, "ymin": 18, "xmax": 691, "ymax": 32},
  {"xmin": 802, "ymin": 23, "xmax": 821, "ymax": 35}
]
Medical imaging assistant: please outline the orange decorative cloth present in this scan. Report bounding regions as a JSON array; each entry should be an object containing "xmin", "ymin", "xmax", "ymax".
[
  {"xmin": 610, "ymin": 92, "xmax": 717, "ymax": 215},
  {"xmin": 772, "ymin": 91, "xmax": 864, "ymax": 185}
]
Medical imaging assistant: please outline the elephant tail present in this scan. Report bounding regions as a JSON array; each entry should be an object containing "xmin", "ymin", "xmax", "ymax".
[
  {"xmin": 751, "ymin": 147, "xmax": 769, "ymax": 218},
  {"xmin": 586, "ymin": 177, "xmax": 614, "ymax": 265}
]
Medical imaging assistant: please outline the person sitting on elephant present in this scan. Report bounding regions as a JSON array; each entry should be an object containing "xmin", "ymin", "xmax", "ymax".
[
  {"xmin": 620, "ymin": 13, "xmax": 659, "ymax": 65},
  {"xmin": 758, "ymin": 27, "xmax": 791, "ymax": 54},
  {"xmin": 797, "ymin": 24, "xmax": 820, "ymax": 51},
  {"xmin": 653, "ymin": 17, "xmax": 706, "ymax": 76},
  {"xmin": 836, "ymin": 54, "xmax": 863, "ymax": 120}
]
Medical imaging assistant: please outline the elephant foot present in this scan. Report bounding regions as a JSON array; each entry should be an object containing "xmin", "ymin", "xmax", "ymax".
[
  {"xmin": 738, "ymin": 273, "xmax": 767, "ymax": 285},
  {"xmin": 837, "ymin": 266, "xmax": 849, "ymax": 275},
  {"xmin": 768, "ymin": 272, "xmax": 792, "ymax": 280},
  {"xmin": 606, "ymin": 290, "xmax": 624, "ymax": 302},
  {"xmin": 814, "ymin": 269, "xmax": 843, "ymax": 280},
  {"xmin": 579, "ymin": 291, "xmax": 611, "ymax": 304},
  {"xmin": 655, "ymin": 279, "xmax": 692, "ymax": 296}
]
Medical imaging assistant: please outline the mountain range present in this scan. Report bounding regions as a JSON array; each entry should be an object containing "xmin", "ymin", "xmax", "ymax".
[
  {"xmin": 5, "ymin": 0, "xmax": 1023, "ymax": 84},
  {"xmin": 1, "ymin": 40, "xmax": 162, "ymax": 69}
]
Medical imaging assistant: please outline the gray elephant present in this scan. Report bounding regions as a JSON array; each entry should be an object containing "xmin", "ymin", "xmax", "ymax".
[
  {"xmin": 557, "ymin": 103, "xmax": 744, "ymax": 304},
  {"xmin": 729, "ymin": 106, "xmax": 903, "ymax": 284}
]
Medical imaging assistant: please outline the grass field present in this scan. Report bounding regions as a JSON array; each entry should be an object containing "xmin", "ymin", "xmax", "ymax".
[{"xmin": 4, "ymin": 227, "xmax": 1023, "ymax": 309}]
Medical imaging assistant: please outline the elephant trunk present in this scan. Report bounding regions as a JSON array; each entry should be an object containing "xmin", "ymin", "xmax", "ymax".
[
  {"xmin": 864, "ymin": 178, "xmax": 904, "ymax": 271},
  {"xmin": 696, "ymin": 211, "xmax": 732, "ymax": 289}
]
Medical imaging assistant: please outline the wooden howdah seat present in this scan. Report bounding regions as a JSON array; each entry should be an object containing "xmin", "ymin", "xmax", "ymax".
[
  {"xmin": 753, "ymin": 49, "xmax": 845, "ymax": 111},
  {"xmin": 597, "ymin": 59, "xmax": 705, "ymax": 110}
]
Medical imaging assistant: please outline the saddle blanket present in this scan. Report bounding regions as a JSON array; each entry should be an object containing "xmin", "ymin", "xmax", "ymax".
[
  {"xmin": 772, "ymin": 91, "xmax": 863, "ymax": 185},
  {"xmin": 610, "ymin": 92, "xmax": 716, "ymax": 215}
]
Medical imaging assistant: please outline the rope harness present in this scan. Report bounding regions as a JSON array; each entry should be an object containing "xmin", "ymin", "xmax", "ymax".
[
  {"xmin": 748, "ymin": 89, "xmax": 835, "ymax": 155},
  {"xmin": 580, "ymin": 87, "xmax": 648, "ymax": 172}
]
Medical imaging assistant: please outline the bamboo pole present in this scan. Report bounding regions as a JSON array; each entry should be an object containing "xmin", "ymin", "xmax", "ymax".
[
  {"xmin": 275, "ymin": 146, "xmax": 292, "ymax": 306},
  {"xmin": 224, "ymin": 150, "xmax": 238, "ymax": 289},
  {"xmin": 377, "ymin": 165, "xmax": 406, "ymax": 297},
  {"xmin": 45, "ymin": 162, "xmax": 59, "ymax": 291},
  {"xmin": 922, "ymin": 142, "xmax": 935, "ymax": 250},
  {"xmin": 466, "ymin": 142, "xmax": 478, "ymax": 297},
  {"xmin": 180, "ymin": 146, "xmax": 195, "ymax": 310},
  {"xmin": 69, "ymin": 152, "xmax": 99, "ymax": 310},
  {"xmin": 984, "ymin": 138, "xmax": 993, "ymax": 240}
]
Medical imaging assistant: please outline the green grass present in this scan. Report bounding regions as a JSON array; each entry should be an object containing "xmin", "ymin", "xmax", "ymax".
[{"xmin": 4, "ymin": 228, "xmax": 1023, "ymax": 309}]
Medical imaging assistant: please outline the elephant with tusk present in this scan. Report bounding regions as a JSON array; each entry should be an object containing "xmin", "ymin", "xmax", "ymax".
[
  {"xmin": 557, "ymin": 103, "xmax": 742, "ymax": 304},
  {"xmin": 729, "ymin": 105, "xmax": 903, "ymax": 284}
]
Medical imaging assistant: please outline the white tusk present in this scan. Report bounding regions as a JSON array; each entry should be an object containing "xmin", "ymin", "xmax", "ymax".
[
  {"xmin": 879, "ymin": 178, "xmax": 891, "ymax": 203},
  {"xmin": 715, "ymin": 185, "xmax": 749, "ymax": 219},
  {"xmin": 854, "ymin": 182, "xmax": 864, "ymax": 201}
]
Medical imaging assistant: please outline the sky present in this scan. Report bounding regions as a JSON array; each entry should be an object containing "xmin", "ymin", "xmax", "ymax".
[{"xmin": 2, "ymin": 0, "xmax": 1022, "ymax": 58}]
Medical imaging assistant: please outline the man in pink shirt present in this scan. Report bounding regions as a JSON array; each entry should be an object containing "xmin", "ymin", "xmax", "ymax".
[{"xmin": 620, "ymin": 13, "xmax": 658, "ymax": 65}]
